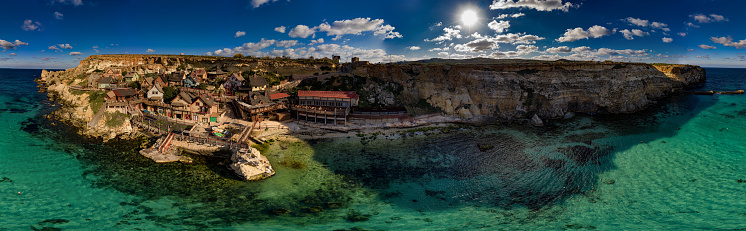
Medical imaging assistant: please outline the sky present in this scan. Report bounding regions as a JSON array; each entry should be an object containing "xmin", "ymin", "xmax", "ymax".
[{"xmin": 1, "ymin": 0, "xmax": 746, "ymax": 69}]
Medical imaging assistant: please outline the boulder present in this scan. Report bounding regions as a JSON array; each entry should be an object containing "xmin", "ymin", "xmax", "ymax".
[{"xmin": 531, "ymin": 114, "xmax": 544, "ymax": 127}]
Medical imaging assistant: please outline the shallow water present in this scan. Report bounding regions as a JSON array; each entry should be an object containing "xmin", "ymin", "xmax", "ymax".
[{"xmin": 1, "ymin": 68, "xmax": 745, "ymax": 230}]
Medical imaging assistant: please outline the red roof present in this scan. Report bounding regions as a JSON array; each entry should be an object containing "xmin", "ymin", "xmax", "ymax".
[
  {"xmin": 298, "ymin": 90, "xmax": 359, "ymax": 99},
  {"xmin": 270, "ymin": 93, "xmax": 290, "ymax": 100}
]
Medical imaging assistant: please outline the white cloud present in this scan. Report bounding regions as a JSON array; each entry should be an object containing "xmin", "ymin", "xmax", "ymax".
[
  {"xmin": 471, "ymin": 32, "xmax": 545, "ymax": 45},
  {"xmin": 276, "ymin": 40, "xmax": 298, "ymax": 48},
  {"xmin": 210, "ymin": 38, "xmax": 277, "ymax": 56},
  {"xmin": 545, "ymin": 46, "xmax": 572, "ymax": 53},
  {"xmin": 710, "ymin": 36, "xmax": 746, "ymax": 49},
  {"xmin": 58, "ymin": 44, "xmax": 72, "ymax": 49},
  {"xmin": 21, "ymin": 20, "xmax": 42, "ymax": 31},
  {"xmin": 274, "ymin": 26, "xmax": 286, "ymax": 33},
  {"xmin": 425, "ymin": 27, "xmax": 462, "ymax": 44},
  {"xmin": 692, "ymin": 14, "xmax": 728, "ymax": 23},
  {"xmin": 686, "ymin": 22, "xmax": 699, "ymax": 28},
  {"xmin": 625, "ymin": 17, "xmax": 670, "ymax": 32},
  {"xmin": 288, "ymin": 25, "xmax": 316, "ymax": 38},
  {"xmin": 495, "ymin": 13, "xmax": 525, "ymax": 19},
  {"xmin": 625, "ymin": 17, "xmax": 649, "ymax": 27},
  {"xmin": 48, "ymin": 45, "xmax": 61, "ymax": 51},
  {"xmin": 53, "ymin": 0, "xmax": 82, "ymax": 6},
  {"xmin": 9, "ymin": 53, "xmax": 17, "ymax": 56},
  {"xmin": 662, "ymin": 37, "xmax": 673, "ymax": 43},
  {"xmin": 235, "ymin": 31, "xmax": 246, "ymax": 38},
  {"xmin": 487, "ymin": 20, "xmax": 510, "ymax": 33},
  {"xmin": 620, "ymin": 29, "xmax": 649, "ymax": 40},
  {"xmin": 490, "ymin": 0, "xmax": 575, "ymax": 12},
  {"xmin": 92, "ymin": 45, "xmax": 99, "ymax": 49},
  {"xmin": 408, "ymin": 46, "xmax": 421, "ymax": 51},
  {"xmin": 317, "ymin": 18, "xmax": 402, "ymax": 40},
  {"xmin": 146, "ymin": 49, "xmax": 155, "ymax": 53},
  {"xmin": 678, "ymin": 32, "xmax": 687, "ymax": 37},
  {"xmin": 309, "ymin": 38, "xmax": 324, "ymax": 45},
  {"xmin": 556, "ymin": 25, "xmax": 613, "ymax": 42},
  {"xmin": 54, "ymin": 12, "xmax": 63, "ymax": 20},
  {"xmin": 699, "ymin": 44, "xmax": 717, "ymax": 50},
  {"xmin": 0, "ymin": 39, "xmax": 28, "ymax": 50},
  {"xmin": 455, "ymin": 39, "xmax": 499, "ymax": 53},
  {"xmin": 571, "ymin": 46, "xmax": 592, "ymax": 53},
  {"xmin": 251, "ymin": 0, "xmax": 283, "ymax": 8},
  {"xmin": 69, "ymin": 52, "xmax": 83, "ymax": 56}
]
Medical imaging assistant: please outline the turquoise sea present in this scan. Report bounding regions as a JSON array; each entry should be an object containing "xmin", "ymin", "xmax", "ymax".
[{"xmin": 1, "ymin": 68, "xmax": 745, "ymax": 230}]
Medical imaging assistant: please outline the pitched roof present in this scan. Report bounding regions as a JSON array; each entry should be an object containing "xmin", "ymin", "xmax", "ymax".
[
  {"xmin": 298, "ymin": 90, "xmax": 359, "ymax": 99},
  {"xmin": 270, "ymin": 93, "xmax": 290, "ymax": 100},
  {"xmin": 249, "ymin": 76, "xmax": 267, "ymax": 86},
  {"xmin": 144, "ymin": 77, "xmax": 154, "ymax": 85},
  {"xmin": 248, "ymin": 91, "xmax": 270, "ymax": 105},
  {"xmin": 99, "ymin": 77, "xmax": 113, "ymax": 84},
  {"xmin": 112, "ymin": 88, "xmax": 138, "ymax": 97},
  {"xmin": 168, "ymin": 72, "xmax": 184, "ymax": 82},
  {"xmin": 150, "ymin": 84, "xmax": 163, "ymax": 93},
  {"xmin": 198, "ymin": 95, "xmax": 217, "ymax": 107},
  {"xmin": 234, "ymin": 73, "xmax": 245, "ymax": 81}
]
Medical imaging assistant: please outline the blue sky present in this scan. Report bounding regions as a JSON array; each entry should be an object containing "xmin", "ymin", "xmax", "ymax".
[{"xmin": 1, "ymin": 0, "xmax": 745, "ymax": 69}]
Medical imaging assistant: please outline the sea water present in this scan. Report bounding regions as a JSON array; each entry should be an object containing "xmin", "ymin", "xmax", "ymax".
[{"xmin": 0, "ymin": 68, "xmax": 744, "ymax": 230}]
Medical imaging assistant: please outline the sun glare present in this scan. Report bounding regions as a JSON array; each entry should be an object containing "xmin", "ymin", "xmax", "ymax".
[{"xmin": 461, "ymin": 10, "xmax": 478, "ymax": 27}]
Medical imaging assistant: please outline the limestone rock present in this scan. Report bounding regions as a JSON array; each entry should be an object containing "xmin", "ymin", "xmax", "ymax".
[
  {"xmin": 531, "ymin": 114, "xmax": 544, "ymax": 127},
  {"xmin": 229, "ymin": 147, "xmax": 275, "ymax": 181}
]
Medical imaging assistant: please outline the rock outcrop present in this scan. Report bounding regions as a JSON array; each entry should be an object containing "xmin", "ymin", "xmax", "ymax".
[
  {"xmin": 352, "ymin": 62, "xmax": 705, "ymax": 121},
  {"xmin": 229, "ymin": 147, "xmax": 274, "ymax": 181}
]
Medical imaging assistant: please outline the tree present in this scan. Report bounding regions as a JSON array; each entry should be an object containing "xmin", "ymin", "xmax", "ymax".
[
  {"xmin": 162, "ymin": 86, "xmax": 179, "ymax": 102},
  {"xmin": 128, "ymin": 81, "xmax": 141, "ymax": 90},
  {"xmin": 197, "ymin": 83, "xmax": 208, "ymax": 90},
  {"xmin": 233, "ymin": 53, "xmax": 244, "ymax": 58},
  {"xmin": 122, "ymin": 71, "xmax": 128, "ymax": 76}
]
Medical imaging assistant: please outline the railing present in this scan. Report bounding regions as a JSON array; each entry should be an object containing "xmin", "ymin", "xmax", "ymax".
[
  {"xmin": 132, "ymin": 117, "xmax": 248, "ymax": 150},
  {"xmin": 291, "ymin": 105, "xmax": 348, "ymax": 116}
]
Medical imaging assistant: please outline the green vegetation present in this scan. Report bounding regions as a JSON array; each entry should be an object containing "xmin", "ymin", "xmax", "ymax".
[
  {"xmin": 128, "ymin": 81, "xmax": 140, "ymax": 89},
  {"xmin": 233, "ymin": 53, "xmax": 244, "ymax": 58},
  {"xmin": 88, "ymin": 90, "xmax": 106, "ymax": 113},
  {"xmin": 612, "ymin": 64, "xmax": 627, "ymax": 69},
  {"xmin": 197, "ymin": 83, "xmax": 209, "ymax": 90},
  {"xmin": 162, "ymin": 86, "xmax": 179, "ymax": 102},
  {"xmin": 104, "ymin": 111, "xmax": 130, "ymax": 128}
]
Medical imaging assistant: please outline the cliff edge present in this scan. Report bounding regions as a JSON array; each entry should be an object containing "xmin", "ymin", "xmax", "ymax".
[{"xmin": 351, "ymin": 62, "xmax": 705, "ymax": 120}]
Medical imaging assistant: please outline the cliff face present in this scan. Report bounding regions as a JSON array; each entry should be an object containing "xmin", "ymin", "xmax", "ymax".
[
  {"xmin": 352, "ymin": 63, "xmax": 705, "ymax": 120},
  {"xmin": 74, "ymin": 54, "xmax": 334, "ymax": 76}
]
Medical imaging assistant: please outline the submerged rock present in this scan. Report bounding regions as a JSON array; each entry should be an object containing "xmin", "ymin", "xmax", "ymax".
[{"xmin": 271, "ymin": 208, "xmax": 291, "ymax": 215}]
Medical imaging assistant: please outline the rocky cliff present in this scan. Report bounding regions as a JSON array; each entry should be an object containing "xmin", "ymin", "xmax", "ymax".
[{"xmin": 351, "ymin": 62, "xmax": 705, "ymax": 120}]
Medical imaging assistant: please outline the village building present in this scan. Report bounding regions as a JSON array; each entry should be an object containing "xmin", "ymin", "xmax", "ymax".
[
  {"xmin": 145, "ymin": 91, "xmax": 219, "ymax": 123},
  {"xmin": 98, "ymin": 77, "xmax": 113, "ymax": 89},
  {"xmin": 207, "ymin": 69, "xmax": 228, "ymax": 79},
  {"xmin": 88, "ymin": 73, "xmax": 101, "ymax": 88},
  {"xmin": 124, "ymin": 72, "xmax": 141, "ymax": 83},
  {"xmin": 147, "ymin": 84, "xmax": 164, "ymax": 102},
  {"xmin": 249, "ymin": 76, "xmax": 268, "ymax": 92},
  {"xmin": 167, "ymin": 72, "xmax": 185, "ymax": 87},
  {"xmin": 293, "ymin": 90, "xmax": 359, "ymax": 126},
  {"xmin": 141, "ymin": 77, "xmax": 154, "ymax": 90},
  {"xmin": 103, "ymin": 69, "xmax": 122, "ymax": 79},
  {"xmin": 222, "ymin": 73, "xmax": 244, "ymax": 93},
  {"xmin": 183, "ymin": 75, "xmax": 199, "ymax": 88},
  {"xmin": 190, "ymin": 68, "xmax": 207, "ymax": 81}
]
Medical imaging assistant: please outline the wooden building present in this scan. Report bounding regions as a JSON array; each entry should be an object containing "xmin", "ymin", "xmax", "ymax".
[{"xmin": 294, "ymin": 90, "xmax": 359, "ymax": 126}]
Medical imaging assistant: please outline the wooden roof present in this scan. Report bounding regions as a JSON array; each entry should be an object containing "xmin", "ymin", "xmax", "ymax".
[{"xmin": 298, "ymin": 90, "xmax": 359, "ymax": 99}]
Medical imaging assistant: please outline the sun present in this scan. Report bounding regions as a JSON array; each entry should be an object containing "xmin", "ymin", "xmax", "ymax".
[{"xmin": 461, "ymin": 9, "xmax": 479, "ymax": 27}]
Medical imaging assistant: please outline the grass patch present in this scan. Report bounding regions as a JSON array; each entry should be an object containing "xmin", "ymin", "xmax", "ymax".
[
  {"xmin": 88, "ymin": 91, "xmax": 106, "ymax": 113},
  {"xmin": 105, "ymin": 111, "xmax": 130, "ymax": 128}
]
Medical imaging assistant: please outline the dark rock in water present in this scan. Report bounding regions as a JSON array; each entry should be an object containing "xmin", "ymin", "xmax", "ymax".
[
  {"xmin": 0, "ymin": 177, "xmax": 13, "ymax": 183},
  {"xmin": 531, "ymin": 114, "xmax": 544, "ymax": 127},
  {"xmin": 346, "ymin": 210, "xmax": 371, "ymax": 222},
  {"xmin": 603, "ymin": 179, "xmax": 615, "ymax": 185},
  {"xmin": 40, "ymin": 219, "xmax": 69, "ymax": 224},
  {"xmin": 271, "ymin": 208, "xmax": 291, "ymax": 215},
  {"xmin": 477, "ymin": 144, "xmax": 495, "ymax": 152},
  {"xmin": 542, "ymin": 158, "xmax": 566, "ymax": 170},
  {"xmin": 561, "ymin": 145, "xmax": 602, "ymax": 164},
  {"xmin": 326, "ymin": 202, "xmax": 343, "ymax": 208},
  {"xmin": 691, "ymin": 179, "xmax": 696, "ymax": 182},
  {"xmin": 564, "ymin": 224, "xmax": 597, "ymax": 229},
  {"xmin": 333, "ymin": 227, "xmax": 385, "ymax": 231},
  {"xmin": 738, "ymin": 179, "xmax": 745, "ymax": 183},
  {"xmin": 306, "ymin": 206, "xmax": 324, "ymax": 213}
]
